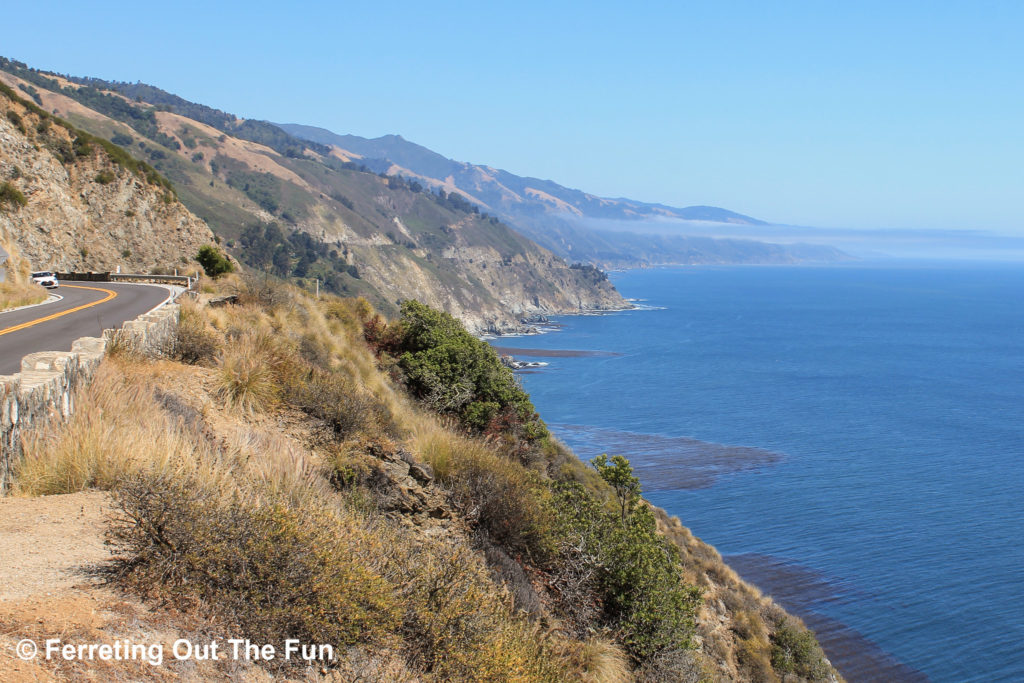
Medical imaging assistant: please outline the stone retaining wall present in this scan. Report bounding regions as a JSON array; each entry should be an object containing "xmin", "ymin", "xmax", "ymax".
[{"xmin": 0, "ymin": 302, "xmax": 180, "ymax": 494}]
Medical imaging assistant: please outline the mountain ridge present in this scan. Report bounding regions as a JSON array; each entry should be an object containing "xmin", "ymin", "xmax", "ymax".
[
  {"xmin": 278, "ymin": 123, "xmax": 768, "ymax": 225},
  {"xmin": 0, "ymin": 57, "xmax": 626, "ymax": 334},
  {"xmin": 277, "ymin": 123, "xmax": 847, "ymax": 267}
]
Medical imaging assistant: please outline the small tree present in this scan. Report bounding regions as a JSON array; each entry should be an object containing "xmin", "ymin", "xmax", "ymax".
[
  {"xmin": 592, "ymin": 454, "xmax": 641, "ymax": 524},
  {"xmin": 196, "ymin": 244, "xmax": 233, "ymax": 278}
]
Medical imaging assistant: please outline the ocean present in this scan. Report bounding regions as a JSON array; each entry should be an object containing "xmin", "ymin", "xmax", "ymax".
[{"xmin": 491, "ymin": 262, "xmax": 1024, "ymax": 682}]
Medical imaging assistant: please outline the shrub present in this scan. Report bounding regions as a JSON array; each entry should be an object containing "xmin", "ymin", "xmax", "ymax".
[
  {"xmin": 110, "ymin": 473, "xmax": 401, "ymax": 667},
  {"xmin": 551, "ymin": 456, "xmax": 703, "ymax": 663},
  {"xmin": 0, "ymin": 181, "xmax": 27, "ymax": 209},
  {"xmin": 770, "ymin": 623, "xmax": 831, "ymax": 680},
  {"xmin": 382, "ymin": 300, "xmax": 548, "ymax": 445},
  {"xmin": 168, "ymin": 305, "xmax": 220, "ymax": 365},
  {"xmin": 6, "ymin": 109, "xmax": 26, "ymax": 134},
  {"xmin": 72, "ymin": 135, "xmax": 92, "ymax": 157},
  {"xmin": 94, "ymin": 169, "xmax": 116, "ymax": 184},
  {"xmin": 237, "ymin": 273, "xmax": 291, "ymax": 309},
  {"xmin": 390, "ymin": 530, "xmax": 566, "ymax": 681},
  {"xmin": 282, "ymin": 368, "xmax": 391, "ymax": 439},
  {"xmin": 196, "ymin": 244, "xmax": 233, "ymax": 277},
  {"xmin": 636, "ymin": 648, "xmax": 703, "ymax": 683}
]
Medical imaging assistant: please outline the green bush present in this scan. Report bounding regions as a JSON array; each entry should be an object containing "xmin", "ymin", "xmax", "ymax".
[
  {"xmin": 550, "ymin": 455, "xmax": 702, "ymax": 663},
  {"xmin": 94, "ymin": 170, "xmax": 116, "ymax": 184},
  {"xmin": 72, "ymin": 135, "xmax": 92, "ymax": 157},
  {"xmin": 6, "ymin": 109, "xmax": 26, "ymax": 134},
  {"xmin": 387, "ymin": 300, "xmax": 548, "ymax": 441},
  {"xmin": 770, "ymin": 623, "xmax": 831, "ymax": 679},
  {"xmin": 0, "ymin": 181, "xmax": 27, "ymax": 209},
  {"xmin": 195, "ymin": 244, "xmax": 234, "ymax": 277}
]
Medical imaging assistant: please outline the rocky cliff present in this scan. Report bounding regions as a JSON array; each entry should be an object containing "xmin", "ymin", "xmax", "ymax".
[
  {"xmin": 0, "ymin": 83, "xmax": 213, "ymax": 274},
  {"xmin": 0, "ymin": 62, "xmax": 627, "ymax": 334}
]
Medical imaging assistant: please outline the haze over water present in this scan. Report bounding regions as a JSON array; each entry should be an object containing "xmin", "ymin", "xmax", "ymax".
[{"xmin": 494, "ymin": 263, "xmax": 1024, "ymax": 682}]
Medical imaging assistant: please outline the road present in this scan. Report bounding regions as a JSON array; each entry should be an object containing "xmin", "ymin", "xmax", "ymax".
[{"xmin": 0, "ymin": 282, "xmax": 171, "ymax": 375}]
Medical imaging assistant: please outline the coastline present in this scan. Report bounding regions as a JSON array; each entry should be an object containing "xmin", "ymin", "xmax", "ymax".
[
  {"xmin": 726, "ymin": 554, "xmax": 929, "ymax": 682},
  {"xmin": 488, "ymin": 300, "xmax": 920, "ymax": 682}
]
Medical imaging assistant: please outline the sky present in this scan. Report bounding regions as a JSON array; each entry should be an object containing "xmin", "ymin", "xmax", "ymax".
[{"xmin": 3, "ymin": 1, "xmax": 1023, "ymax": 234}]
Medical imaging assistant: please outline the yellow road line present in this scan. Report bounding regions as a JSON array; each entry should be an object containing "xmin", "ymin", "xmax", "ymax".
[{"xmin": 0, "ymin": 285, "xmax": 117, "ymax": 337}]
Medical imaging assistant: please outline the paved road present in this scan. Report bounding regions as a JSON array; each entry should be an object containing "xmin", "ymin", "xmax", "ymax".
[{"xmin": 0, "ymin": 282, "xmax": 171, "ymax": 375}]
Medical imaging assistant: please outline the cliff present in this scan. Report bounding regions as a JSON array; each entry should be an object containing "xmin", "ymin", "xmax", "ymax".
[
  {"xmin": 2, "ymin": 277, "xmax": 838, "ymax": 682},
  {"xmin": 0, "ymin": 60, "xmax": 626, "ymax": 334},
  {"xmin": 0, "ymin": 83, "xmax": 214, "ymax": 274}
]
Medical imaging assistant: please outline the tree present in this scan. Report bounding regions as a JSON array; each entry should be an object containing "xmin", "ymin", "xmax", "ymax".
[
  {"xmin": 592, "ymin": 454, "xmax": 641, "ymax": 524},
  {"xmin": 195, "ymin": 244, "xmax": 233, "ymax": 277}
]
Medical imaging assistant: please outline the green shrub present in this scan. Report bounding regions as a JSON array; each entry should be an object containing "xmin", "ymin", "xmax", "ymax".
[
  {"xmin": 770, "ymin": 623, "xmax": 830, "ymax": 679},
  {"xmin": 551, "ymin": 455, "xmax": 702, "ymax": 663},
  {"xmin": 0, "ymin": 181, "xmax": 27, "ymax": 209},
  {"xmin": 72, "ymin": 135, "xmax": 92, "ymax": 157},
  {"xmin": 94, "ymin": 169, "xmax": 116, "ymax": 184},
  {"xmin": 385, "ymin": 300, "xmax": 548, "ymax": 443},
  {"xmin": 6, "ymin": 109, "xmax": 26, "ymax": 134},
  {"xmin": 196, "ymin": 244, "xmax": 234, "ymax": 277}
]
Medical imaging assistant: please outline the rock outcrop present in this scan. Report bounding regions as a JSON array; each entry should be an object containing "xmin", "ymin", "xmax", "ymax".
[{"xmin": 0, "ymin": 85, "xmax": 214, "ymax": 274}]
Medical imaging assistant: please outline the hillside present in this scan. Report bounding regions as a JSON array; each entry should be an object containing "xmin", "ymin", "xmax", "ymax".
[
  {"xmin": 5, "ymin": 277, "xmax": 841, "ymax": 682},
  {"xmin": 277, "ymin": 124, "xmax": 847, "ymax": 267},
  {"xmin": 277, "ymin": 126, "xmax": 765, "ymax": 225},
  {"xmin": 0, "ymin": 58, "xmax": 625, "ymax": 333},
  {"xmin": 0, "ymin": 82, "xmax": 213, "ymax": 274}
]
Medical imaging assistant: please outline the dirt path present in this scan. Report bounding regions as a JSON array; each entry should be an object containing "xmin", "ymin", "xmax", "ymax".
[
  {"xmin": 0, "ymin": 491, "xmax": 111, "ymax": 602},
  {"xmin": 0, "ymin": 492, "xmax": 273, "ymax": 681}
]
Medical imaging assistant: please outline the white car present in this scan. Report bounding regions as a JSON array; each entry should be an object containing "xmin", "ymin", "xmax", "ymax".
[{"xmin": 31, "ymin": 271, "xmax": 59, "ymax": 288}]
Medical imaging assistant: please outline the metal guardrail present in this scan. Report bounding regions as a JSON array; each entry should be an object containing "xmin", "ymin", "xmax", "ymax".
[
  {"xmin": 56, "ymin": 272, "xmax": 197, "ymax": 288},
  {"xmin": 111, "ymin": 273, "xmax": 194, "ymax": 286}
]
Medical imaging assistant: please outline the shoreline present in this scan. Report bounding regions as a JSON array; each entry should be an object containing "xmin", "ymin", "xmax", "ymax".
[
  {"xmin": 725, "ymin": 554, "xmax": 929, "ymax": 682},
  {"xmin": 492, "ymin": 301, "xmax": 919, "ymax": 681}
]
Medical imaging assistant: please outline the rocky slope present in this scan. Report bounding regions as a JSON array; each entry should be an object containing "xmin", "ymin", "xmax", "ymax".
[
  {"xmin": 0, "ymin": 83, "xmax": 213, "ymax": 274},
  {"xmin": 0, "ymin": 60, "xmax": 626, "ymax": 333}
]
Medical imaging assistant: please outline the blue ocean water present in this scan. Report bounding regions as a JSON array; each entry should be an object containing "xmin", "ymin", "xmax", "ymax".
[{"xmin": 494, "ymin": 263, "xmax": 1024, "ymax": 682}]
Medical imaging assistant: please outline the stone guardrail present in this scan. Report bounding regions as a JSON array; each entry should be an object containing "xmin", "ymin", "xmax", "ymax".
[{"xmin": 0, "ymin": 299, "xmax": 182, "ymax": 495}]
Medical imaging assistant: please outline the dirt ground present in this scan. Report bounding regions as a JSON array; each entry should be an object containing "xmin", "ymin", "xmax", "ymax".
[{"xmin": 0, "ymin": 492, "xmax": 274, "ymax": 682}]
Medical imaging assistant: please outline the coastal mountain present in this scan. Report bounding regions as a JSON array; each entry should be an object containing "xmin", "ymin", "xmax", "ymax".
[
  {"xmin": 277, "ymin": 125, "xmax": 765, "ymax": 225},
  {"xmin": 0, "ymin": 58, "xmax": 625, "ymax": 334},
  {"xmin": 277, "ymin": 124, "xmax": 846, "ymax": 267},
  {"xmin": 0, "ymin": 82, "xmax": 212, "ymax": 274}
]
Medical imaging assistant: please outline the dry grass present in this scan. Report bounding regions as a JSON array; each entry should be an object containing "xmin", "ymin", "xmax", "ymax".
[
  {"xmin": 0, "ymin": 236, "xmax": 46, "ymax": 311},
  {"xmin": 15, "ymin": 359, "xmax": 212, "ymax": 495},
  {"xmin": 413, "ymin": 424, "xmax": 557, "ymax": 560},
  {"xmin": 10, "ymin": 277, "xmax": 837, "ymax": 682},
  {"xmin": 552, "ymin": 636, "xmax": 634, "ymax": 683},
  {"xmin": 11, "ymin": 283, "xmax": 581, "ymax": 679},
  {"xmin": 216, "ymin": 339, "xmax": 280, "ymax": 413}
]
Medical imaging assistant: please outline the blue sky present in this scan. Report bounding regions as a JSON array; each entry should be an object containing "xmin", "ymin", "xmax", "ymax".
[{"xmin": 4, "ymin": 1, "xmax": 1022, "ymax": 233}]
